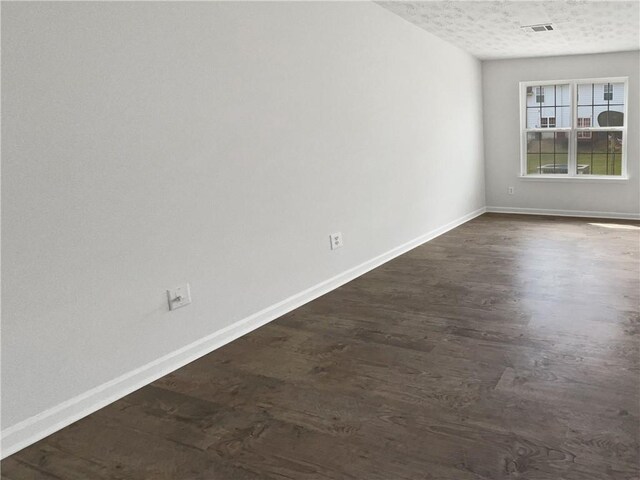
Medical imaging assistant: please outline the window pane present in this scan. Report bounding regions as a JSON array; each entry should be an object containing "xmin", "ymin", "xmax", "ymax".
[
  {"xmin": 540, "ymin": 107, "xmax": 554, "ymax": 121},
  {"xmin": 577, "ymin": 106, "xmax": 594, "ymax": 127},
  {"xmin": 577, "ymin": 83, "xmax": 593, "ymax": 105},
  {"xmin": 576, "ymin": 82, "xmax": 625, "ymax": 127},
  {"xmin": 526, "ymin": 132, "xmax": 569, "ymax": 174},
  {"xmin": 555, "ymin": 106, "xmax": 570, "ymax": 128},
  {"xmin": 556, "ymin": 84, "xmax": 571, "ymax": 105},
  {"xmin": 576, "ymin": 131, "xmax": 623, "ymax": 176},
  {"xmin": 526, "ymin": 84, "xmax": 571, "ymax": 128}
]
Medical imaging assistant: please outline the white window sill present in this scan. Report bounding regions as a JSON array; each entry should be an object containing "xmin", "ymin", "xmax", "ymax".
[{"xmin": 519, "ymin": 175, "xmax": 629, "ymax": 183}]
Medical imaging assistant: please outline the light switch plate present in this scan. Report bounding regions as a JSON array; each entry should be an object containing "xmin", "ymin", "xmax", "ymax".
[{"xmin": 167, "ymin": 283, "xmax": 192, "ymax": 311}]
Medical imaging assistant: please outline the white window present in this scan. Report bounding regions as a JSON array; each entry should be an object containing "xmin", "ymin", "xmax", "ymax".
[
  {"xmin": 541, "ymin": 117, "xmax": 556, "ymax": 128},
  {"xmin": 520, "ymin": 77, "xmax": 628, "ymax": 178}
]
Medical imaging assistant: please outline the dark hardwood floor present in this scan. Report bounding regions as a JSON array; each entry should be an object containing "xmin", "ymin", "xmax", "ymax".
[{"xmin": 3, "ymin": 213, "xmax": 639, "ymax": 480}]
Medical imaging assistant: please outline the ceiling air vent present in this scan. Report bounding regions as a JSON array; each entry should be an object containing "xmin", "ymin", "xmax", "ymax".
[{"xmin": 521, "ymin": 24, "xmax": 554, "ymax": 32}]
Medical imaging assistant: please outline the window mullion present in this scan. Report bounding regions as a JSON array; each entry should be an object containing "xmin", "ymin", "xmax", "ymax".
[{"xmin": 569, "ymin": 81, "xmax": 577, "ymax": 177}]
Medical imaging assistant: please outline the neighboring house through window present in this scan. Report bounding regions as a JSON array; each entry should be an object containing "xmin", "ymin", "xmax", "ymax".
[
  {"xmin": 541, "ymin": 117, "xmax": 556, "ymax": 128},
  {"xmin": 604, "ymin": 83, "xmax": 613, "ymax": 101},
  {"xmin": 577, "ymin": 118, "xmax": 592, "ymax": 139}
]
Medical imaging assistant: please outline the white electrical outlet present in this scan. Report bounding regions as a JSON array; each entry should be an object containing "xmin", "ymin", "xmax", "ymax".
[
  {"xmin": 329, "ymin": 232, "xmax": 343, "ymax": 250},
  {"xmin": 508, "ymin": 186, "xmax": 514, "ymax": 195},
  {"xmin": 167, "ymin": 283, "xmax": 192, "ymax": 311}
]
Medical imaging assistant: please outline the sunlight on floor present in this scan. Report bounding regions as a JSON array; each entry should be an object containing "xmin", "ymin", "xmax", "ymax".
[{"xmin": 589, "ymin": 222, "xmax": 640, "ymax": 231}]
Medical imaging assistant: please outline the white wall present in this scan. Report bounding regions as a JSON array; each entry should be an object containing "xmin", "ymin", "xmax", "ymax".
[
  {"xmin": 1, "ymin": 1, "xmax": 484, "ymax": 453},
  {"xmin": 483, "ymin": 51, "xmax": 639, "ymax": 217}
]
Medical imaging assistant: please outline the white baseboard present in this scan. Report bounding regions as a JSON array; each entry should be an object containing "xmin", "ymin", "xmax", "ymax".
[
  {"xmin": 486, "ymin": 206, "xmax": 640, "ymax": 220},
  {"xmin": 0, "ymin": 206, "xmax": 487, "ymax": 459}
]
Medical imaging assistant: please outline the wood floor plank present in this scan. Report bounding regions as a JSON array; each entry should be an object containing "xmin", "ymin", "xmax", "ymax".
[{"xmin": 3, "ymin": 213, "xmax": 639, "ymax": 479}]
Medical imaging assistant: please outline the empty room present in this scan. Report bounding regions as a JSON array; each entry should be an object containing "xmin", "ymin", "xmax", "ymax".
[{"xmin": 1, "ymin": 1, "xmax": 639, "ymax": 479}]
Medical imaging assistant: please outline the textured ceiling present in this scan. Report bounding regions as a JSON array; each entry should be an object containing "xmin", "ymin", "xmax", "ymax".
[{"xmin": 376, "ymin": 1, "xmax": 640, "ymax": 60}]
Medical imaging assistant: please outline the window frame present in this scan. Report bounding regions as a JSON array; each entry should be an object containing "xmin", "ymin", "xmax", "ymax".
[{"xmin": 519, "ymin": 76, "xmax": 628, "ymax": 180}]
